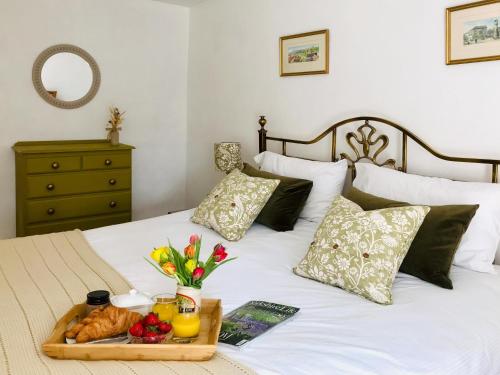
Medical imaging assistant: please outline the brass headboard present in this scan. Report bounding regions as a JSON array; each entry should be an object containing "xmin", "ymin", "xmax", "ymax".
[{"xmin": 257, "ymin": 115, "xmax": 500, "ymax": 183}]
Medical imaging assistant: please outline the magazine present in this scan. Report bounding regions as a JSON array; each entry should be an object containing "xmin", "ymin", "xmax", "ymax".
[{"xmin": 218, "ymin": 301, "xmax": 300, "ymax": 347}]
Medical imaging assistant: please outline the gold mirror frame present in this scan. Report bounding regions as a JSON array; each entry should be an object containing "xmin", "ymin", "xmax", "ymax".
[{"xmin": 32, "ymin": 44, "xmax": 101, "ymax": 109}]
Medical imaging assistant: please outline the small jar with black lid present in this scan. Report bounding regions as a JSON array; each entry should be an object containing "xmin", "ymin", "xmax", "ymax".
[{"xmin": 86, "ymin": 290, "xmax": 110, "ymax": 314}]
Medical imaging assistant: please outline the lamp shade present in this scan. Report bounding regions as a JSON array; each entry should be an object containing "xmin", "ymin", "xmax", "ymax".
[{"xmin": 214, "ymin": 142, "xmax": 242, "ymax": 173}]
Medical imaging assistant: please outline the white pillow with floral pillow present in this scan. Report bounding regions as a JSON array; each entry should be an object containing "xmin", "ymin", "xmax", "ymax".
[
  {"xmin": 294, "ymin": 196, "xmax": 430, "ymax": 304},
  {"xmin": 191, "ymin": 169, "xmax": 280, "ymax": 241}
]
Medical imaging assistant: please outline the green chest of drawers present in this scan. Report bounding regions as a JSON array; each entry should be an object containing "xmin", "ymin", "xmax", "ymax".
[{"xmin": 13, "ymin": 140, "xmax": 135, "ymax": 236}]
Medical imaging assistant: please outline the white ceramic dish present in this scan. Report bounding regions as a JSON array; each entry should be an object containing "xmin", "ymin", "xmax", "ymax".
[{"xmin": 110, "ymin": 289, "xmax": 154, "ymax": 315}]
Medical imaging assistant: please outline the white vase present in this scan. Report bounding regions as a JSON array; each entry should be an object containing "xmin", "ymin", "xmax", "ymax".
[{"xmin": 176, "ymin": 285, "xmax": 201, "ymax": 311}]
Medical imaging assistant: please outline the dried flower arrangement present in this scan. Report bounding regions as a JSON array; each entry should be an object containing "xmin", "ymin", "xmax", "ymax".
[{"xmin": 106, "ymin": 107, "xmax": 125, "ymax": 145}]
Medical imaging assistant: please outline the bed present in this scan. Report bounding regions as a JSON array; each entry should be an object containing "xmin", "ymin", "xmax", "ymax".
[
  {"xmin": 4, "ymin": 116, "xmax": 500, "ymax": 375},
  {"xmin": 85, "ymin": 116, "xmax": 500, "ymax": 375},
  {"xmin": 86, "ymin": 209, "xmax": 500, "ymax": 375}
]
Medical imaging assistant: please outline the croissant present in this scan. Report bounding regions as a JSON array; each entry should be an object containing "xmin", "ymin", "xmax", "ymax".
[
  {"xmin": 65, "ymin": 306, "xmax": 142, "ymax": 343},
  {"xmin": 65, "ymin": 308, "xmax": 107, "ymax": 339}
]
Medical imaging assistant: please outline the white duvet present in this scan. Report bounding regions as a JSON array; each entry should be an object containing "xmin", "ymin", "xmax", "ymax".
[{"xmin": 85, "ymin": 210, "xmax": 500, "ymax": 375}]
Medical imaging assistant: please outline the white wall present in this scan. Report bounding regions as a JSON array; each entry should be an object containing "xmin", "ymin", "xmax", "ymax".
[
  {"xmin": 0, "ymin": 0, "xmax": 189, "ymax": 238},
  {"xmin": 186, "ymin": 0, "xmax": 500, "ymax": 206}
]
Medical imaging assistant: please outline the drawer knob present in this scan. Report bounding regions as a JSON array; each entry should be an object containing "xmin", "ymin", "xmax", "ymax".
[
  {"xmin": 104, "ymin": 159, "xmax": 112, "ymax": 166},
  {"xmin": 51, "ymin": 162, "xmax": 60, "ymax": 169},
  {"xmin": 46, "ymin": 184, "xmax": 55, "ymax": 191},
  {"xmin": 47, "ymin": 208, "xmax": 55, "ymax": 215},
  {"xmin": 109, "ymin": 201, "xmax": 117, "ymax": 208},
  {"xmin": 108, "ymin": 179, "xmax": 117, "ymax": 185}
]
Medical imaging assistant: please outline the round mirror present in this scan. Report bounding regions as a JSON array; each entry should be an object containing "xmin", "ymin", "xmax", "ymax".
[
  {"xmin": 32, "ymin": 44, "xmax": 100, "ymax": 109},
  {"xmin": 41, "ymin": 53, "xmax": 93, "ymax": 101}
]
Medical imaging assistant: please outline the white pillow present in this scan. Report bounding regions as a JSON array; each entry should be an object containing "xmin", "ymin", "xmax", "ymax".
[
  {"xmin": 254, "ymin": 151, "xmax": 348, "ymax": 222},
  {"xmin": 353, "ymin": 162, "xmax": 500, "ymax": 273}
]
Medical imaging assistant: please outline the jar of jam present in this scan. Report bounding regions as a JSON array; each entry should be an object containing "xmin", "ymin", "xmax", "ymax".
[{"xmin": 86, "ymin": 290, "xmax": 110, "ymax": 314}]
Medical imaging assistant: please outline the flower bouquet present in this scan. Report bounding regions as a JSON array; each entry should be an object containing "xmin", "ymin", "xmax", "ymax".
[
  {"xmin": 106, "ymin": 106, "xmax": 125, "ymax": 145},
  {"xmin": 147, "ymin": 234, "xmax": 235, "ymax": 289}
]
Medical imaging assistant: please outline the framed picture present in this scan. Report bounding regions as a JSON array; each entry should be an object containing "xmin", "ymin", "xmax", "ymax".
[
  {"xmin": 280, "ymin": 29, "xmax": 329, "ymax": 76},
  {"xmin": 447, "ymin": 0, "xmax": 500, "ymax": 65}
]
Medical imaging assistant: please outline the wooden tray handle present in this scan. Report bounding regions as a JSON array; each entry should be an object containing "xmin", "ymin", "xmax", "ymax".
[{"xmin": 45, "ymin": 304, "xmax": 87, "ymax": 344}]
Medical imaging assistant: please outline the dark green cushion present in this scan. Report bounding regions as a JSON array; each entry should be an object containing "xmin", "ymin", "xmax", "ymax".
[
  {"xmin": 344, "ymin": 187, "xmax": 479, "ymax": 289},
  {"xmin": 242, "ymin": 163, "xmax": 313, "ymax": 231}
]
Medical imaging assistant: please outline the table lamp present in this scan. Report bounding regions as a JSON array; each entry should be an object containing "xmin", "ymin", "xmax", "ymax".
[{"xmin": 214, "ymin": 142, "xmax": 242, "ymax": 174}]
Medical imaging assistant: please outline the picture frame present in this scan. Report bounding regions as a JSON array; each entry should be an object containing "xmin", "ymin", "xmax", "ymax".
[
  {"xmin": 446, "ymin": 0, "xmax": 500, "ymax": 65},
  {"xmin": 280, "ymin": 29, "xmax": 329, "ymax": 76}
]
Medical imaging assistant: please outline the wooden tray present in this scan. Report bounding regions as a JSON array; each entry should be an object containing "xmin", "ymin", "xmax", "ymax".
[{"xmin": 42, "ymin": 299, "xmax": 222, "ymax": 361}]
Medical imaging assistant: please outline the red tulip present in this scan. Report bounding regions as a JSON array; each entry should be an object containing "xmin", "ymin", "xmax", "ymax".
[
  {"xmin": 189, "ymin": 234, "xmax": 200, "ymax": 245},
  {"xmin": 192, "ymin": 267, "xmax": 205, "ymax": 281},
  {"xmin": 212, "ymin": 244, "xmax": 228, "ymax": 262}
]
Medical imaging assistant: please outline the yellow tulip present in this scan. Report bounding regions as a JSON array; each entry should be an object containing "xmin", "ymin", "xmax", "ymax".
[
  {"xmin": 185, "ymin": 259, "xmax": 197, "ymax": 274},
  {"xmin": 150, "ymin": 249, "xmax": 161, "ymax": 263},
  {"xmin": 150, "ymin": 246, "xmax": 169, "ymax": 263}
]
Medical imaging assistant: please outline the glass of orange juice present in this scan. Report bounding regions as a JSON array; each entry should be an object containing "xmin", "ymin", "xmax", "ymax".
[
  {"xmin": 172, "ymin": 300, "xmax": 201, "ymax": 343},
  {"xmin": 152, "ymin": 294, "xmax": 177, "ymax": 322}
]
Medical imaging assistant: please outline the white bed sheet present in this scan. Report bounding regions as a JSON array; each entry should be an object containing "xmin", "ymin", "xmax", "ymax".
[{"xmin": 85, "ymin": 210, "xmax": 500, "ymax": 375}]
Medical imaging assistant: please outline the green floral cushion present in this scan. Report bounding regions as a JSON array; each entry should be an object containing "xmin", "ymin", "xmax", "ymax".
[
  {"xmin": 191, "ymin": 169, "xmax": 280, "ymax": 241},
  {"xmin": 294, "ymin": 196, "xmax": 430, "ymax": 304}
]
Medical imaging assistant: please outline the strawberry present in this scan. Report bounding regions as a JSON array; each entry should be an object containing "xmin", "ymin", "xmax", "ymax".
[
  {"xmin": 144, "ymin": 331, "xmax": 157, "ymax": 338},
  {"xmin": 128, "ymin": 322, "xmax": 144, "ymax": 337},
  {"xmin": 143, "ymin": 312, "xmax": 161, "ymax": 326},
  {"xmin": 158, "ymin": 322, "xmax": 172, "ymax": 333}
]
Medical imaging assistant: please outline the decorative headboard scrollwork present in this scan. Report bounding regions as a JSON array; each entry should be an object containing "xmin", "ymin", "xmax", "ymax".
[
  {"xmin": 258, "ymin": 115, "xmax": 500, "ymax": 183},
  {"xmin": 340, "ymin": 121, "xmax": 396, "ymax": 170}
]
